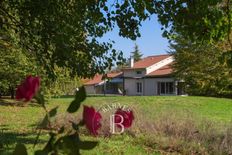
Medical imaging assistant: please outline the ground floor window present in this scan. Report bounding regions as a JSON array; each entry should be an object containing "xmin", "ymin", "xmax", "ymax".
[
  {"xmin": 158, "ymin": 82, "xmax": 174, "ymax": 95},
  {"xmin": 136, "ymin": 82, "xmax": 142, "ymax": 93}
]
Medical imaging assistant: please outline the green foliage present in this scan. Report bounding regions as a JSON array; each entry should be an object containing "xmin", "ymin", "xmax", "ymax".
[
  {"xmin": 42, "ymin": 67, "xmax": 82, "ymax": 98},
  {"xmin": 220, "ymin": 50, "xmax": 232, "ymax": 67},
  {"xmin": 131, "ymin": 44, "xmax": 143, "ymax": 62},
  {"xmin": 0, "ymin": 30, "xmax": 37, "ymax": 98},
  {"xmin": 39, "ymin": 106, "xmax": 58, "ymax": 128},
  {"xmin": 1, "ymin": 0, "xmax": 232, "ymax": 80},
  {"xmin": 0, "ymin": 32, "xmax": 82, "ymax": 98},
  {"xmin": 170, "ymin": 36, "xmax": 232, "ymax": 97},
  {"xmin": 1, "ymin": 0, "xmax": 137, "ymax": 78},
  {"xmin": 155, "ymin": 0, "xmax": 232, "ymax": 43},
  {"xmin": 1, "ymin": 1, "xmax": 232, "ymax": 78}
]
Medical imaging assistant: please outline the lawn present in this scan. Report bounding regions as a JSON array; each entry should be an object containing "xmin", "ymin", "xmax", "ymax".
[{"xmin": 0, "ymin": 96, "xmax": 232, "ymax": 154}]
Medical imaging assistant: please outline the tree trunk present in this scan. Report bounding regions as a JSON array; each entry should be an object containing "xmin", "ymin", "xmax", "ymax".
[{"xmin": 9, "ymin": 86, "xmax": 15, "ymax": 99}]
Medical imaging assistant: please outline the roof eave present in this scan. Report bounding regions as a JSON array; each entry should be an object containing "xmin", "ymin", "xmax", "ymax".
[
  {"xmin": 145, "ymin": 73, "xmax": 173, "ymax": 77},
  {"xmin": 122, "ymin": 67, "xmax": 146, "ymax": 70}
]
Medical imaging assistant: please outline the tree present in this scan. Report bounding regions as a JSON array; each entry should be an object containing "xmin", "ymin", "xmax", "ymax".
[
  {"xmin": 0, "ymin": 30, "xmax": 81, "ymax": 98},
  {"xmin": 0, "ymin": 30, "xmax": 37, "ymax": 98},
  {"xmin": 0, "ymin": 0, "xmax": 148, "ymax": 78},
  {"xmin": 155, "ymin": 1, "xmax": 231, "ymax": 43},
  {"xmin": 155, "ymin": 0, "xmax": 232, "ymax": 66},
  {"xmin": 131, "ymin": 44, "xmax": 143, "ymax": 62},
  {"xmin": 0, "ymin": 50, "xmax": 35, "ymax": 99},
  {"xmin": 169, "ymin": 36, "xmax": 232, "ymax": 97},
  {"xmin": 1, "ymin": 0, "xmax": 231, "ymax": 78},
  {"xmin": 43, "ymin": 66, "xmax": 82, "ymax": 98}
]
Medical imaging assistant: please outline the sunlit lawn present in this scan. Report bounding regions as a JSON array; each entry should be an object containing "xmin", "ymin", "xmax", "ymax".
[{"xmin": 0, "ymin": 96, "xmax": 232, "ymax": 154}]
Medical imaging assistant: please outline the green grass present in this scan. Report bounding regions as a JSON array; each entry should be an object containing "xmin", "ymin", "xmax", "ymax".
[
  {"xmin": 0, "ymin": 96, "xmax": 232, "ymax": 154},
  {"xmin": 51, "ymin": 96, "xmax": 232, "ymax": 123}
]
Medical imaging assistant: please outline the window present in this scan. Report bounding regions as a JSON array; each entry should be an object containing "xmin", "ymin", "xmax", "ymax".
[
  {"xmin": 160, "ymin": 82, "xmax": 165, "ymax": 94},
  {"xmin": 136, "ymin": 82, "xmax": 142, "ymax": 93},
  {"xmin": 136, "ymin": 71, "xmax": 142, "ymax": 74},
  {"xmin": 158, "ymin": 82, "xmax": 174, "ymax": 95}
]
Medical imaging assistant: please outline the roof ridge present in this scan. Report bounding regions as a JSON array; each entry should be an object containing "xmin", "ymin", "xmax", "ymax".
[
  {"xmin": 134, "ymin": 54, "xmax": 171, "ymax": 63},
  {"xmin": 145, "ymin": 54, "xmax": 171, "ymax": 58}
]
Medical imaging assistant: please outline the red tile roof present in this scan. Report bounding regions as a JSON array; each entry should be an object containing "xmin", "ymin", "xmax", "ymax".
[
  {"xmin": 146, "ymin": 63, "xmax": 173, "ymax": 77},
  {"xmin": 84, "ymin": 72, "xmax": 122, "ymax": 85},
  {"xmin": 127, "ymin": 54, "xmax": 171, "ymax": 69},
  {"xmin": 84, "ymin": 74, "xmax": 103, "ymax": 85},
  {"xmin": 107, "ymin": 72, "xmax": 123, "ymax": 78}
]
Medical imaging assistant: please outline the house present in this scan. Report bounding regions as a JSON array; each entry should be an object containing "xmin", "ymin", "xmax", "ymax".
[
  {"xmin": 84, "ymin": 72, "xmax": 123, "ymax": 95},
  {"xmin": 84, "ymin": 54, "xmax": 185, "ymax": 96},
  {"xmin": 123, "ymin": 54, "xmax": 185, "ymax": 96}
]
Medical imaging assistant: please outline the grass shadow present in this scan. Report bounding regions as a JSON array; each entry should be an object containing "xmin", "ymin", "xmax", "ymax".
[
  {"xmin": 0, "ymin": 99, "xmax": 40, "ymax": 107},
  {"xmin": 0, "ymin": 127, "xmax": 47, "ymax": 146}
]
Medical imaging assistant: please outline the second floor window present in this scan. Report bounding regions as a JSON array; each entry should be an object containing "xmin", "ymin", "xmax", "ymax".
[{"xmin": 136, "ymin": 71, "xmax": 142, "ymax": 74}]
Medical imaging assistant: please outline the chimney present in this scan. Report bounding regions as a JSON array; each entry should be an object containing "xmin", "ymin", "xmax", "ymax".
[{"xmin": 130, "ymin": 55, "xmax": 134, "ymax": 68}]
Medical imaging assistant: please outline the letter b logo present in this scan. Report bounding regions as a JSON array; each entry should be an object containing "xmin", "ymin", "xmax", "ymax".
[{"xmin": 110, "ymin": 114, "xmax": 125, "ymax": 134}]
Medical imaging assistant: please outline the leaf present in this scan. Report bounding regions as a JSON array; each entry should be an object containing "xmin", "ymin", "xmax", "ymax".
[
  {"xmin": 79, "ymin": 141, "xmax": 98, "ymax": 150},
  {"xmin": 12, "ymin": 143, "xmax": 28, "ymax": 155},
  {"xmin": 49, "ymin": 107, "xmax": 58, "ymax": 117},
  {"xmin": 33, "ymin": 130, "xmax": 41, "ymax": 148},
  {"xmin": 42, "ymin": 133, "xmax": 56, "ymax": 154},
  {"xmin": 78, "ymin": 120, "xmax": 85, "ymax": 126},
  {"xmin": 39, "ymin": 107, "xmax": 58, "ymax": 128},
  {"xmin": 58, "ymin": 126, "xmax": 65, "ymax": 134},
  {"xmin": 55, "ymin": 134, "xmax": 80, "ymax": 155},
  {"xmin": 71, "ymin": 122, "xmax": 79, "ymax": 131},
  {"xmin": 67, "ymin": 86, "xmax": 86, "ymax": 113}
]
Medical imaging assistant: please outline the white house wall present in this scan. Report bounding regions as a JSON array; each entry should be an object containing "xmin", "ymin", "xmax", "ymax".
[
  {"xmin": 124, "ymin": 77, "xmax": 176, "ymax": 96},
  {"xmin": 84, "ymin": 85, "xmax": 95, "ymax": 94},
  {"xmin": 144, "ymin": 78, "xmax": 176, "ymax": 95},
  {"xmin": 123, "ymin": 69, "xmax": 146, "ymax": 77},
  {"xmin": 124, "ymin": 78, "xmax": 144, "ymax": 96}
]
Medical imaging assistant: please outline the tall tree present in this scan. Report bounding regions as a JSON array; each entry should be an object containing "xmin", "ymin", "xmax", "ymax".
[
  {"xmin": 170, "ymin": 36, "xmax": 232, "ymax": 97},
  {"xmin": 0, "ymin": 31, "xmax": 37, "ymax": 98},
  {"xmin": 0, "ymin": 0, "xmax": 150, "ymax": 78},
  {"xmin": 0, "ymin": 30, "xmax": 81, "ymax": 98},
  {"xmin": 0, "ymin": 0, "xmax": 231, "ymax": 78},
  {"xmin": 131, "ymin": 44, "xmax": 143, "ymax": 62}
]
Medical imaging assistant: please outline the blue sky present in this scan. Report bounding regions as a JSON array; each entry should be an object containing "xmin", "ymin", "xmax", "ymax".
[{"xmin": 100, "ymin": 15, "xmax": 170, "ymax": 58}]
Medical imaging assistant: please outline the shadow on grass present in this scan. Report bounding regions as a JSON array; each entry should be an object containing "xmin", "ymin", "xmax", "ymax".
[
  {"xmin": 0, "ymin": 126, "xmax": 46, "ymax": 146},
  {"xmin": 52, "ymin": 94, "xmax": 123, "ymax": 99},
  {"xmin": 0, "ymin": 99, "xmax": 40, "ymax": 107}
]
